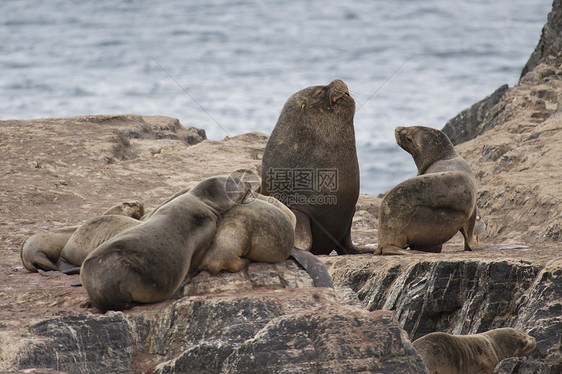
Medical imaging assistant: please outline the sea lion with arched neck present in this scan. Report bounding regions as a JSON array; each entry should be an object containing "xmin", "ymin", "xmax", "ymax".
[{"xmin": 376, "ymin": 126, "xmax": 479, "ymax": 255}]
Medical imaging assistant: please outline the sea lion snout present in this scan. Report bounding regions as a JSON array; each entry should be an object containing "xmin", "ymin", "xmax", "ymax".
[
  {"xmin": 328, "ymin": 79, "xmax": 353, "ymax": 105},
  {"xmin": 525, "ymin": 335, "xmax": 537, "ymax": 353}
]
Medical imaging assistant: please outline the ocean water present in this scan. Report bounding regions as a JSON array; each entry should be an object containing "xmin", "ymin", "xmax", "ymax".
[{"xmin": 0, "ymin": 0, "xmax": 552, "ymax": 195}]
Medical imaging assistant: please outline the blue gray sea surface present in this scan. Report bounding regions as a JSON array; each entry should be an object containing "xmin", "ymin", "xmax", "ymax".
[{"xmin": 0, "ymin": 0, "xmax": 551, "ymax": 194}]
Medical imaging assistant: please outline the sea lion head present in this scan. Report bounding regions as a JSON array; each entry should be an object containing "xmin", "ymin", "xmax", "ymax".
[
  {"xmin": 395, "ymin": 126, "xmax": 457, "ymax": 174},
  {"xmin": 103, "ymin": 201, "xmax": 145, "ymax": 219},
  {"xmin": 486, "ymin": 328, "xmax": 537, "ymax": 358},
  {"xmin": 189, "ymin": 176, "xmax": 252, "ymax": 214},
  {"xmin": 277, "ymin": 79, "xmax": 355, "ymax": 136}
]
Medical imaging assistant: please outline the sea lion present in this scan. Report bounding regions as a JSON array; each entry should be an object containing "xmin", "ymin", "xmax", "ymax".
[
  {"xmin": 376, "ymin": 126, "xmax": 479, "ymax": 255},
  {"xmin": 56, "ymin": 201, "xmax": 145, "ymax": 272},
  {"xmin": 20, "ymin": 201, "xmax": 145, "ymax": 273},
  {"xmin": 261, "ymin": 79, "xmax": 361, "ymax": 255},
  {"xmin": 20, "ymin": 226, "xmax": 80, "ymax": 272},
  {"xmin": 198, "ymin": 190, "xmax": 333, "ymax": 287},
  {"xmin": 102, "ymin": 200, "xmax": 145, "ymax": 219},
  {"xmin": 412, "ymin": 328, "xmax": 537, "ymax": 374},
  {"xmin": 197, "ymin": 193, "xmax": 295, "ymax": 275},
  {"xmin": 80, "ymin": 176, "xmax": 251, "ymax": 312}
]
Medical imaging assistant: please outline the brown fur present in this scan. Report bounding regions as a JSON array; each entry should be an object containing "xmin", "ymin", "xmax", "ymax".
[
  {"xmin": 80, "ymin": 176, "xmax": 251, "ymax": 312},
  {"xmin": 261, "ymin": 79, "xmax": 360, "ymax": 255},
  {"xmin": 20, "ymin": 226, "xmax": 80, "ymax": 272},
  {"xmin": 198, "ymin": 194, "xmax": 295, "ymax": 274},
  {"xmin": 412, "ymin": 328, "xmax": 537, "ymax": 374},
  {"xmin": 376, "ymin": 126, "xmax": 478, "ymax": 255},
  {"xmin": 20, "ymin": 201, "xmax": 145, "ymax": 272}
]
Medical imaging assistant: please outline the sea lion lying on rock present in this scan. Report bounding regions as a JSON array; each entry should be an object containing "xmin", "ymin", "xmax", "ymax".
[
  {"xmin": 198, "ymin": 193, "xmax": 295, "ymax": 274},
  {"xmin": 412, "ymin": 328, "xmax": 537, "ymax": 374},
  {"xmin": 261, "ymin": 79, "xmax": 362, "ymax": 255},
  {"xmin": 21, "ymin": 226, "xmax": 80, "ymax": 272},
  {"xmin": 20, "ymin": 201, "xmax": 144, "ymax": 272},
  {"xmin": 81, "ymin": 176, "xmax": 251, "ymax": 312},
  {"xmin": 376, "ymin": 126, "xmax": 479, "ymax": 255},
  {"xmin": 57, "ymin": 201, "xmax": 145, "ymax": 272},
  {"xmin": 197, "ymin": 192, "xmax": 333, "ymax": 287}
]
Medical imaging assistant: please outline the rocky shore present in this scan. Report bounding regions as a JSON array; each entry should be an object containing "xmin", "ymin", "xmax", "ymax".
[{"xmin": 1, "ymin": 1, "xmax": 561, "ymax": 373}]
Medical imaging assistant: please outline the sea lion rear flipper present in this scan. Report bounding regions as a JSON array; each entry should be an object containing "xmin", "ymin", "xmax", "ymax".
[
  {"xmin": 30, "ymin": 253, "xmax": 59, "ymax": 272},
  {"xmin": 57, "ymin": 258, "xmax": 80, "ymax": 275},
  {"xmin": 290, "ymin": 249, "xmax": 333, "ymax": 288},
  {"xmin": 61, "ymin": 266, "xmax": 81, "ymax": 275}
]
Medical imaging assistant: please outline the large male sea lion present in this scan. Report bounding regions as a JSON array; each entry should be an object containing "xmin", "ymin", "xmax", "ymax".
[
  {"xmin": 261, "ymin": 79, "xmax": 361, "ymax": 255},
  {"xmin": 20, "ymin": 201, "xmax": 145, "ymax": 272},
  {"xmin": 80, "ymin": 176, "xmax": 251, "ymax": 312},
  {"xmin": 376, "ymin": 126, "xmax": 479, "ymax": 255},
  {"xmin": 412, "ymin": 328, "xmax": 537, "ymax": 374}
]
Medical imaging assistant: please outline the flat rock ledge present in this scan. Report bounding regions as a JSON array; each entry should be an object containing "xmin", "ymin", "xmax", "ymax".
[{"xmin": 1, "ymin": 260, "xmax": 428, "ymax": 374}]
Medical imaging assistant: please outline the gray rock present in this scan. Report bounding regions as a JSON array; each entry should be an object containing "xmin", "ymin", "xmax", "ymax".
[
  {"xmin": 521, "ymin": 0, "xmax": 562, "ymax": 79},
  {"xmin": 442, "ymin": 84, "xmax": 509, "ymax": 145}
]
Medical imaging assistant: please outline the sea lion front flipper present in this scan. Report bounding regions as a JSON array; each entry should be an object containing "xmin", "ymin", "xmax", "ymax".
[
  {"xmin": 335, "ymin": 225, "xmax": 364, "ymax": 255},
  {"xmin": 290, "ymin": 249, "xmax": 333, "ymax": 288},
  {"xmin": 293, "ymin": 211, "xmax": 312, "ymax": 251}
]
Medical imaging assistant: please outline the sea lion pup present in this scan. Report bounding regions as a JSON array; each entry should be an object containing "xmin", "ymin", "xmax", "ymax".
[
  {"xmin": 56, "ymin": 201, "xmax": 145, "ymax": 273},
  {"xmin": 80, "ymin": 176, "xmax": 251, "ymax": 312},
  {"xmin": 412, "ymin": 328, "xmax": 537, "ymax": 374},
  {"xmin": 376, "ymin": 126, "xmax": 479, "ymax": 255},
  {"xmin": 261, "ymin": 79, "xmax": 361, "ymax": 255},
  {"xmin": 20, "ymin": 226, "xmax": 80, "ymax": 272}
]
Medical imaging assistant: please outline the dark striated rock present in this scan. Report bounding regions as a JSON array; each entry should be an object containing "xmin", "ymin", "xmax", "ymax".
[
  {"xmin": 442, "ymin": 84, "xmax": 509, "ymax": 145},
  {"xmin": 18, "ymin": 313, "xmax": 133, "ymax": 373},
  {"xmin": 7, "ymin": 260, "xmax": 428, "ymax": 374},
  {"xmin": 521, "ymin": 0, "xmax": 562, "ymax": 79},
  {"xmin": 494, "ymin": 357, "xmax": 562, "ymax": 374},
  {"xmin": 328, "ymin": 256, "xmax": 562, "ymax": 373}
]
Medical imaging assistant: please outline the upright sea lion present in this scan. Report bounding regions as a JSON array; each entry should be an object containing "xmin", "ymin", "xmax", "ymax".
[
  {"xmin": 80, "ymin": 176, "xmax": 251, "ymax": 312},
  {"xmin": 261, "ymin": 79, "xmax": 361, "ymax": 255},
  {"xmin": 20, "ymin": 226, "xmax": 80, "ymax": 272},
  {"xmin": 412, "ymin": 328, "xmax": 537, "ymax": 374},
  {"xmin": 20, "ymin": 201, "xmax": 145, "ymax": 273},
  {"xmin": 376, "ymin": 126, "xmax": 479, "ymax": 255}
]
